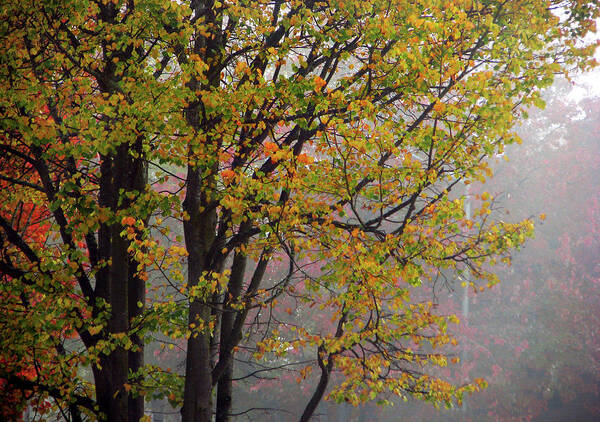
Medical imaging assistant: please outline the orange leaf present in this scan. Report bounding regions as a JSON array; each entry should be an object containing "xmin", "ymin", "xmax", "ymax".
[
  {"xmin": 297, "ymin": 153, "xmax": 313, "ymax": 164},
  {"xmin": 221, "ymin": 169, "xmax": 235, "ymax": 185},
  {"xmin": 264, "ymin": 141, "xmax": 279, "ymax": 154},
  {"xmin": 313, "ymin": 76, "xmax": 326, "ymax": 92}
]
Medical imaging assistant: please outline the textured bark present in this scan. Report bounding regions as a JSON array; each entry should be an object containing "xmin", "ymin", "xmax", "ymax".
[
  {"xmin": 127, "ymin": 268, "xmax": 145, "ymax": 422},
  {"xmin": 127, "ymin": 146, "xmax": 148, "ymax": 422},
  {"xmin": 182, "ymin": 300, "xmax": 214, "ymax": 422},
  {"xmin": 216, "ymin": 252, "xmax": 247, "ymax": 422},
  {"xmin": 127, "ymin": 269, "xmax": 145, "ymax": 422},
  {"xmin": 92, "ymin": 361, "xmax": 111, "ymax": 421},
  {"xmin": 181, "ymin": 166, "xmax": 217, "ymax": 422},
  {"xmin": 94, "ymin": 2, "xmax": 145, "ymax": 419},
  {"xmin": 92, "ymin": 143, "xmax": 147, "ymax": 422},
  {"xmin": 215, "ymin": 361, "xmax": 234, "ymax": 422},
  {"xmin": 106, "ymin": 148, "xmax": 132, "ymax": 422},
  {"xmin": 180, "ymin": 2, "xmax": 223, "ymax": 418},
  {"xmin": 127, "ymin": 171, "xmax": 148, "ymax": 422}
]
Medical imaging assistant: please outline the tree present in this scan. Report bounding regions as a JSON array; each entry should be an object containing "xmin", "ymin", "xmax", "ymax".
[
  {"xmin": 0, "ymin": 170, "xmax": 55, "ymax": 420},
  {"xmin": 401, "ymin": 81, "xmax": 600, "ymax": 422},
  {"xmin": 0, "ymin": 1, "xmax": 598, "ymax": 421},
  {"xmin": 460, "ymin": 86, "xmax": 600, "ymax": 422}
]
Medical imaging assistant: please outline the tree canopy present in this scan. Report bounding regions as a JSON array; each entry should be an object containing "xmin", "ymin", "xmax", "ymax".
[
  {"xmin": 0, "ymin": 0, "xmax": 598, "ymax": 421},
  {"xmin": 378, "ymin": 81, "xmax": 600, "ymax": 422}
]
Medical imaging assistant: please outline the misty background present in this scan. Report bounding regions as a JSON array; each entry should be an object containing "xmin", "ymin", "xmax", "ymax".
[
  {"xmin": 224, "ymin": 76, "xmax": 600, "ymax": 422},
  {"xmin": 142, "ymin": 72, "xmax": 600, "ymax": 422}
]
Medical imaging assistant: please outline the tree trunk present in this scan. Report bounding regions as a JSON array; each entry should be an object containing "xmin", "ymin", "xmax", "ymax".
[
  {"xmin": 216, "ymin": 251, "xmax": 246, "ymax": 422},
  {"xmin": 128, "ymin": 143, "xmax": 148, "ymax": 422},
  {"xmin": 215, "ymin": 361, "xmax": 234, "ymax": 422},
  {"xmin": 106, "ymin": 148, "xmax": 132, "ymax": 422},
  {"xmin": 92, "ymin": 146, "xmax": 147, "ymax": 422},
  {"xmin": 182, "ymin": 166, "xmax": 217, "ymax": 422},
  {"xmin": 300, "ymin": 312, "xmax": 346, "ymax": 422},
  {"xmin": 182, "ymin": 300, "xmax": 214, "ymax": 422},
  {"xmin": 180, "ymin": 3, "xmax": 224, "ymax": 419},
  {"xmin": 299, "ymin": 347, "xmax": 332, "ymax": 422},
  {"xmin": 128, "ymin": 266, "xmax": 145, "ymax": 422}
]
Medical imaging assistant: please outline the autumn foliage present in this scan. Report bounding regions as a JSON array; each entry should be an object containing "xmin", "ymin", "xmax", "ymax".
[
  {"xmin": 448, "ymin": 84, "xmax": 600, "ymax": 422},
  {"xmin": 0, "ymin": 1, "xmax": 598, "ymax": 421}
]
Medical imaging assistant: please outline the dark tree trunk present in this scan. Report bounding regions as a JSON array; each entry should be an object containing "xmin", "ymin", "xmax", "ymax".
[
  {"xmin": 91, "ymin": 144, "xmax": 147, "ymax": 422},
  {"xmin": 127, "ymin": 146, "xmax": 148, "ymax": 422},
  {"xmin": 128, "ymin": 268, "xmax": 145, "ymax": 422},
  {"xmin": 299, "ymin": 346, "xmax": 333, "ymax": 422},
  {"xmin": 216, "ymin": 252, "xmax": 247, "ymax": 422},
  {"xmin": 215, "ymin": 361, "xmax": 234, "ymax": 422},
  {"xmin": 178, "ymin": 2, "xmax": 227, "ymax": 420},
  {"xmin": 92, "ymin": 2, "xmax": 147, "ymax": 419},
  {"xmin": 106, "ymin": 148, "xmax": 132, "ymax": 422},
  {"xmin": 300, "ymin": 312, "xmax": 347, "ymax": 422},
  {"xmin": 181, "ymin": 167, "xmax": 217, "ymax": 422},
  {"xmin": 182, "ymin": 300, "xmax": 214, "ymax": 422}
]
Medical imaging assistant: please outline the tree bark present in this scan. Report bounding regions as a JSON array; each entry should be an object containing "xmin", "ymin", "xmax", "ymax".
[
  {"xmin": 179, "ymin": 2, "xmax": 224, "ymax": 420},
  {"xmin": 106, "ymin": 147, "xmax": 133, "ymax": 422},
  {"xmin": 299, "ymin": 346, "xmax": 333, "ymax": 422},
  {"xmin": 181, "ymin": 166, "xmax": 217, "ymax": 422},
  {"xmin": 92, "ymin": 144, "xmax": 147, "ymax": 422},
  {"xmin": 216, "ymin": 252, "xmax": 247, "ymax": 422},
  {"xmin": 215, "ymin": 361, "xmax": 234, "ymax": 422},
  {"xmin": 128, "ymin": 267, "xmax": 145, "ymax": 422},
  {"xmin": 299, "ymin": 311, "xmax": 347, "ymax": 422},
  {"xmin": 127, "ymin": 145, "xmax": 148, "ymax": 422}
]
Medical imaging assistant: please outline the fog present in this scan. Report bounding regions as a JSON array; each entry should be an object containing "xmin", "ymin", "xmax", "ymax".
[
  {"xmin": 205, "ymin": 79, "xmax": 599, "ymax": 422},
  {"xmin": 140, "ymin": 76, "xmax": 600, "ymax": 422},
  {"xmin": 393, "ymin": 78, "xmax": 600, "ymax": 421}
]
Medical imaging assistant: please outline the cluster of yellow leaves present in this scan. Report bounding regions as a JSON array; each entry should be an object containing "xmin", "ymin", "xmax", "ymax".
[{"xmin": 1, "ymin": 0, "xmax": 598, "ymax": 416}]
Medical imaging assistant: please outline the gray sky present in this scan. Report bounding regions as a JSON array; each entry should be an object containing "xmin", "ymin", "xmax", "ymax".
[{"xmin": 570, "ymin": 24, "xmax": 600, "ymax": 99}]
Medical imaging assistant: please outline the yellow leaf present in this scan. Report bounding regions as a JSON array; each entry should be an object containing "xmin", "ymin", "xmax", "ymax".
[{"xmin": 88, "ymin": 325, "xmax": 103, "ymax": 335}]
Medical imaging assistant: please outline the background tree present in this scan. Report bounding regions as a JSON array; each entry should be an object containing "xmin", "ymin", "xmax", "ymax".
[
  {"xmin": 1, "ymin": 1, "xmax": 598, "ymax": 422},
  {"xmin": 399, "ymin": 81, "xmax": 600, "ymax": 422},
  {"xmin": 458, "ymin": 84, "xmax": 600, "ymax": 422}
]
